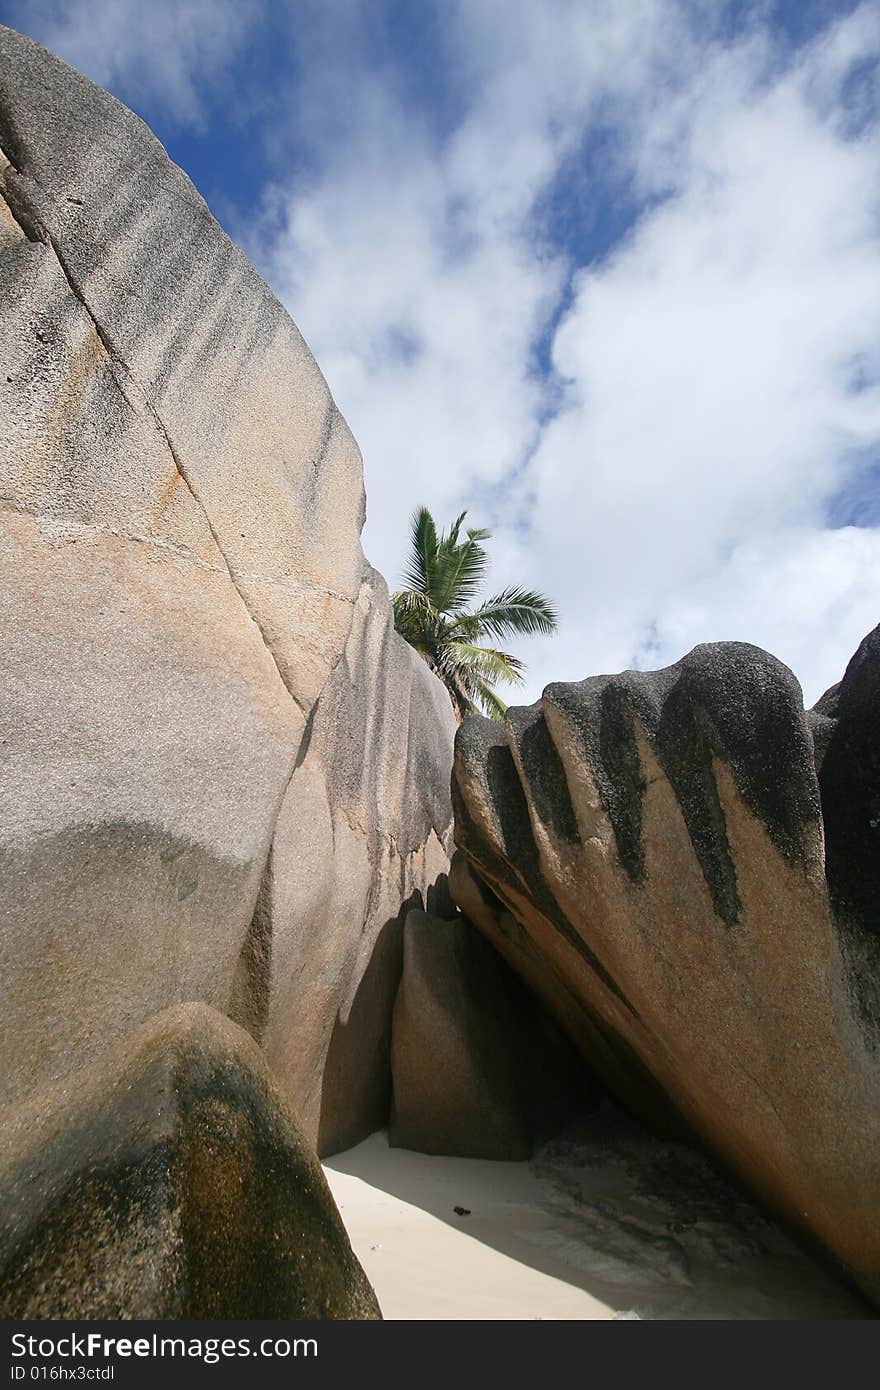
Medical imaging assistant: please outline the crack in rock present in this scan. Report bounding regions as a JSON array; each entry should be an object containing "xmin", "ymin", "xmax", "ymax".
[{"xmin": 1, "ymin": 135, "xmax": 310, "ymax": 718}]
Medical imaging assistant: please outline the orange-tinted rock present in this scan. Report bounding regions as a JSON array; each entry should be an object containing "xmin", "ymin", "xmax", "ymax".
[
  {"xmin": 452, "ymin": 638, "xmax": 880, "ymax": 1295},
  {"xmin": 0, "ymin": 26, "xmax": 455, "ymax": 1150}
]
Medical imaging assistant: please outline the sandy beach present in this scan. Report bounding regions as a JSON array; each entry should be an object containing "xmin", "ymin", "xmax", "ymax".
[
  {"xmin": 324, "ymin": 1112, "xmax": 870, "ymax": 1321},
  {"xmin": 325, "ymin": 1134, "xmax": 614, "ymax": 1320}
]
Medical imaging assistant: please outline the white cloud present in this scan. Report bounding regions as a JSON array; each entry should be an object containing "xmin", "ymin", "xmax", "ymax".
[
  {"xmin": 256, "ymin": 1, "xmax": 880, "ymax": 708},
  {"xmin": 16, "ymin": 1, "xmax": 879, "ymax": 706},
  {"xmin": 9, "ymin": 0, "xmax": 259, "ymax": 126},
  {"xmin": 254, "ymin": 0, "xmax": 685, "ymax": 585},
  {"xmin": 522, "ymin": 4, "xmax": 880, "ymax": 703},
  {"xmin": 648, "ymin": 525, "xmax": 880, "ymax": 701}
]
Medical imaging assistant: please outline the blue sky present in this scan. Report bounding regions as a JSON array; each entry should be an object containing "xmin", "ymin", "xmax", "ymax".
[{"xmin": 3, "ymin": 0, "xmax": 879, "ymax": 703}]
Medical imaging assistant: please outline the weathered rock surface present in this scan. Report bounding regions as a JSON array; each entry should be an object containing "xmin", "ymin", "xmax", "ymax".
[
  {"xmin": 452, "ymin": 638, "xmax": 880, "ymax": 1291},
  {"xmin": 0, "ymin": 30, "xmax": 365, "ymax": 710},
  {"xmin": 258, "ymin": 569, "xmax": 457, "ymax": 1155},
  {"xmin": 389, "ymin": 908, "xmax": 591, "ymax": 1159},
  {"xmin": 0, "ymin": 24, "xmax": 456, "ymax": 1149},
  {"xmin": 0, "ymin": 1004, "xmax": 380, "ymax": 1319}
]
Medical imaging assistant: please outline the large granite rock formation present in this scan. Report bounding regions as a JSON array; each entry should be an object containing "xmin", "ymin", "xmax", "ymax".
[
  {"xmin": 390, "ymin": 908, "xmax": 591, "ymax": 1158},
  {"xmin": 452, "ymin": 636, "xmax": 880, "ymax": 1293},
  {"xmin": 0, "ymin": 1005, "xmax": 380, "ymax": 1318},
  {"xmin": 259, "ymin": 569, "xmax": 457, "ymax": 1155},
  {"xmin": 0, "ymin": 25, "xmax": 456, "ymax": 1161}
]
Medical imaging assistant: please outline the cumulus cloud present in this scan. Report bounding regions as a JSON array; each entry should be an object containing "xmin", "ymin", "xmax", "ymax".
[
  {"xmin": 520, "ymin": 3, "xmax": 880, "ymax": 701},
  {"xmin": 6, "ymin": 0, "xmax": 259, "ymax": 126},
  {"xmin": 256, "ymin": 0, "xmax": 880, "ymax": 706},
  {"xmin": 253, "ymin": 0, "xmax": 684, "ymax": 580},
  {"xmin": 11, "ymin": 0, "xmax": 878, "ymax": 705}
]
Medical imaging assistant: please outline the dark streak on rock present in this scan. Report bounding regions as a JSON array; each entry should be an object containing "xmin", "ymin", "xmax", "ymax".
[
  {"xmin": 507, "ymin": 703, "xmax": 580, "ymax": 846},
  {"xmin": 452, "ymin": 721, "xmax": 637, "ymax": 1015},
  {"xmin": 546, "ymin": 643, "xmax": 819, "ymax": 927}
]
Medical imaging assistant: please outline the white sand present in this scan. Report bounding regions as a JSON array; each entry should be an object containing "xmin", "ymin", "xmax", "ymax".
[
  {"xmin": 324, "ymin": 1114, "xmax": 870, "ymax": 1321},
  {"xmin": 325, "ymin": 1135, "xmax": 614, "ymax": 1320}
]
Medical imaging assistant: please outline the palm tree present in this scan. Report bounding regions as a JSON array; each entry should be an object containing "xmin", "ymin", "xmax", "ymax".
[{"xmin": 392, "ymin": 506, "xmax": 557, "ymax": 721}]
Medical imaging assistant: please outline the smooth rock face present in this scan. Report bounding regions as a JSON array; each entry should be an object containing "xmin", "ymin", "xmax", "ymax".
[
  {"xmin": 0, "ymin": 30, "xmax": 365, "ymax": 709},
  {"xmin": 257, "ymin": 568, "xmax": 457, "ymax": 1155},
  {"xmin": 0, "ymin": 1005, "xmax": 381, "ymax": 1319},
  {"xmin": 390, "ymin": 908, "xmax": 591, "ymax": 1159},
  {"xmin": 0, "ymin": 24, "xmax": 455, "ymax": 1137},
  {"xmin": 452, "ymin": 639, "xmax": 880, "ymax": 1287}
]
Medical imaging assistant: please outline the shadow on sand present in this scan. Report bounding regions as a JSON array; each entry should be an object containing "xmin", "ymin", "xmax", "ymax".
[{"xmin": 324, "ymin": 1108, "xmax": 871, "ymax": 1320}]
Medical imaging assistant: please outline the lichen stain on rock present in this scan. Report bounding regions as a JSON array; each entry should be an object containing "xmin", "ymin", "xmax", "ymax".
[
  {"xmin": 0, "ymin": 1005, "xmax": 381, "ymax": 1319},
  {"xmin": 452, "ymin": 635, "xmax": 880, "ymax": 1291}
]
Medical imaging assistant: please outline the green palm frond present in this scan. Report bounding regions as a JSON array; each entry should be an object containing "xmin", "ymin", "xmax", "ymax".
[
  {"xmin": 401, "ymin": 506, "xmax": 439, "ymax": 596},
  {"xmin": 432, "ymin": 528, "xmax": 490, "ymax": 613},
  {"xmin": 439, "ymin": 642, "xmax": 525, "ymax": 687},
  {"xmin": 462, "ymin": 586, "xmax": 558, "ymax": 640},
  {"xmin": 446, "ymin": 512, "xmax": 467, "ymax": 547},
  {"xmin": 392, "ymin": 505, "xmax": 557, "ymax": 722},
  {"xmin": 472, "ymin": 679, "xmax": 509, "ymax": 721},
  {"xmin": 391, "ymin": 589, "xmax": 444, "ymax": 651}
]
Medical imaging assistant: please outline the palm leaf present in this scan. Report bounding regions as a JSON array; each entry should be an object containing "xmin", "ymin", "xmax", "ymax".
[
  {"xmin": 446, "ymin": 512, "xmax": 467, "ymax": 547},
  {"xmin": 472, "ymin": 678, "xmax": 509, "ymax": 721},
  {"xmin": 438, "ymin": 641, "xmax": 525, "ymax": 687},
  {"xmin": 392, "ymin": 588, "xmax": 444, "ymax": 650},
  {"xmin": 462, "ymin": 586, "xmax": 558, "ymax": 640},
  {"xmin": 433, "ymin": 523, "xmax": 490, "ymax": 612},
  {"xmin": 394, "ymin": 504, "xmax": 557, "ymax": 725},
  {"xmin": 401, "ymin": 506, "xmax": 439, "ymax": 597}
]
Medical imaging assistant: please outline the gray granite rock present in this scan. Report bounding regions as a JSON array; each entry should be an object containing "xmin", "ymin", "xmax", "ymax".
[
  {"xmin": 257, "ymin": 567, "xmax": 457, "ymax": 1155},
  {"xmin": 0, "ymin": 27, "xmax": 364, "ymax": 710},
  {"xmin": 0, "ymin": 25, "xmax": 455, "ymax": 1155}
]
